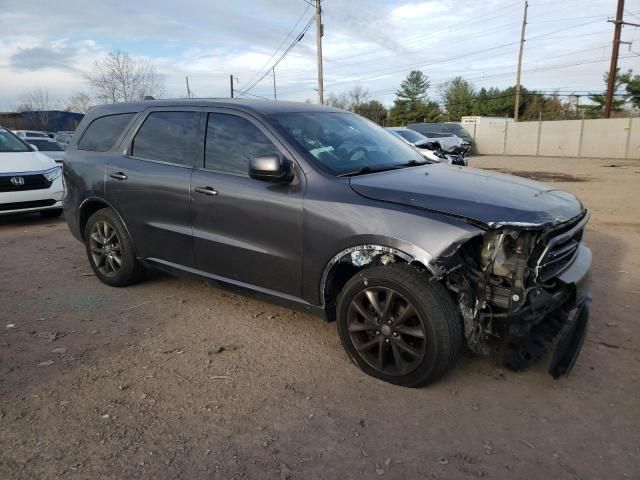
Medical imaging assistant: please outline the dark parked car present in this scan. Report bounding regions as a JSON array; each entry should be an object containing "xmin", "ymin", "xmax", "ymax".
[{"xmin": 64, "ymin": 100, "xmax": 591, "ymax": 387}]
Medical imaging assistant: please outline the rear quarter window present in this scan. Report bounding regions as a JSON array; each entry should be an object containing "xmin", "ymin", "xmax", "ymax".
[{"xmin": 77, "ymin": 113, "xmax": 136, "ymax": 152}]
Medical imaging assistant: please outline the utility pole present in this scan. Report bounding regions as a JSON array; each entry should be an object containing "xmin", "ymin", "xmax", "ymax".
[
  {"xmin": 315, "ymin": 0, "xmax": 324, "ymax": 104},
  {"xmin": 230, "ymin": 74, "xmax": 235, "ymax": 98},
  {"xmin": 604, "ymin": 0, "xmax": 625, "ymax": 118},
  {"xmin": 514, "ymin": 0, "xmax": 528, "ymax": 122},
  {"xmin": 272, "ymin": 67, "xmax": 277, "ymax": 100},
  {"xmin": 185, "ymin": 76, "xmax": 192, "ymax": 99}
]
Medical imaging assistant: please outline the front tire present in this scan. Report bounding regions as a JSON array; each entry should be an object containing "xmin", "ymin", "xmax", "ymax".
[
  {"xmin": 336, "ymin": 264, "xmax": 462, "ymax": 387},
  {"xmin": 84, "ymin": 208, "xmax": 145, "ymax": 287}
]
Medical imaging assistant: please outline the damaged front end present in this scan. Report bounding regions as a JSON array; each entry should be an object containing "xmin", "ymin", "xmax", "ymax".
[{"xmin": 439, "ymin": 211, "xmax": 592, "ymax": 377}]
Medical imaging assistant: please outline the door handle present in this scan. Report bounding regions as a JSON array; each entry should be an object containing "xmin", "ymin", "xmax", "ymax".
[
  {"xmin": 110, "ymin": 172, "xmax": 128, "ymax": 180},
  {"xmin": 194, "ymin": 186, "xmax": 218, "ymax": 196}
]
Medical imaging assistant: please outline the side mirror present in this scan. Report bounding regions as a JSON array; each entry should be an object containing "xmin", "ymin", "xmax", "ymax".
[
  {"xmin": 29, "ymin": 144, "xmax": 39, "ymax": 151},
  {"xmin": 249, "ymin": 154, "xmax": 294, "ymax": 183}
]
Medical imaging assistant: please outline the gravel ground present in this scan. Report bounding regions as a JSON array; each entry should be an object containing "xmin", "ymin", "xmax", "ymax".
[{"xmin": 1, "ymin": 155, "xmax": 638, "ymax": 479}]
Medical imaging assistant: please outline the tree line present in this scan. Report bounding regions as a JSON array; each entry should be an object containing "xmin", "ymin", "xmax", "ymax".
[
  {"xmin": 13, "ymin": 48, "xmax": 640, "ymax": 131},
  {"xmin": 326, "ymin": 69, "xmax": 640, "ymax": 126}
]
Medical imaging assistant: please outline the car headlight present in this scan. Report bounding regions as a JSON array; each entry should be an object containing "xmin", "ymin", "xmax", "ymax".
[{"xmin": 43, "ymin": 166, "xmax": 62, "ymax": 182}]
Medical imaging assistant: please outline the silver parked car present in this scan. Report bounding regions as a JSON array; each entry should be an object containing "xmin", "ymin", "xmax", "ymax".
[{"xmin": 23, "ymin": 137, "xmax": 66, "ymax": 164}]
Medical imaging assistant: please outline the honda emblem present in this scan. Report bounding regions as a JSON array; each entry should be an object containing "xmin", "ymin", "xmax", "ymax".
[{"xmin": 10, "ymin": 176, "xmax": 25, "ymax": 186}]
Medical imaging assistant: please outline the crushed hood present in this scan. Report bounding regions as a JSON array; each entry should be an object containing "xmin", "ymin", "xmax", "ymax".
[{"xmin": 349, "ymin": 164, "xmax": 584, "ymax": 229}]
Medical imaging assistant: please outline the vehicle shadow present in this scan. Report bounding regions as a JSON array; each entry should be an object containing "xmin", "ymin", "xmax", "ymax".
[{"xmin": 0, "ymin": 212, "xmax": 65, "ymax": 228}]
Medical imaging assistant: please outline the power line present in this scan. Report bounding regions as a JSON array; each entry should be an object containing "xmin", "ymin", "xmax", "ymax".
[
  {"xmin": 324, "ymin": 21, "xmax": 521, "ymax": 69},
  {"xmin": 325, "ymin": 2, "xmax": 523, "ymax": 64},
  {"xmin": 318, "ymin": 17, "xmax": 606, "ymax": 89},
  {"xmin": 242, "ymin": 4, "xmax": 312, "ymax": 89},
  {"xmin": 239, "ymin": 15, "xmax": 315, "ymax": 95}
]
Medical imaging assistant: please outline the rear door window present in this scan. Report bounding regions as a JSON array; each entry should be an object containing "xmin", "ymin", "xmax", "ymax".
[
  {"xmin": 77, "ymin": 113, "xmax": 136, "ymax": 152},
  {"xmin": 131, "ymin": 111, "xmax": 200, "ymax": 166}
]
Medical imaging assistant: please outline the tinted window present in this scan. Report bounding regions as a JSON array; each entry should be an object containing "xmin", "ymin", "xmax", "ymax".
[
  {"xmin": 395, "ymin": 129, "xmax": 426, "ymax": 143},
  {"xmin": 29, "ymin": 140, "xmax": 64, "ymax": 151},
  {"xmin": 205, "ymin": 113, "xmax": 278, "ymax": 175},
  {"xmin": 78, "ymin": 113, "xmax": 135, "ymax": 152},
  {"xmin": 424, "ymin": 132, "xmax": 453, "ymax": 138},
  {"xmin": 132, "ymin": 111, "xmax": 199, "ymax": 166}
]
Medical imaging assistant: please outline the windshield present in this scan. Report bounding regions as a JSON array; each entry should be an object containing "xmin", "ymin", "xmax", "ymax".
[
  {"xmin": 29, "ymin": 139, "xmax": 65, "ymax": 151},
  {"xmin": 393, "ymin": 129, "xmax": 428, "ymax": 143},
  {"xmin": 0, "ymin": 128, "xmax": 31, "ymax": 153},
  {"xmin": 268, "ymin": 112, "xmax": 424, "ymax": 176}
]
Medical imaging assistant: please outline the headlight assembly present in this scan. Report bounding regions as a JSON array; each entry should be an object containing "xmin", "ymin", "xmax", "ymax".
[{"xmin": 43, "ymin": 167, "xmax": 62, "ymax": 182}]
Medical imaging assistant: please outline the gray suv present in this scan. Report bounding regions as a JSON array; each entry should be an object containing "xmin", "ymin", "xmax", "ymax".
[{"xmin": 64, "ymin": 99, "xmax": 591, "ymax": 387}]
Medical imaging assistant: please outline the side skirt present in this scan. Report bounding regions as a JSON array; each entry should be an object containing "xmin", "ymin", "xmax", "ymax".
[{"xmin": 143, "ymin": 258, "xmax": 327, "ymax": 319}]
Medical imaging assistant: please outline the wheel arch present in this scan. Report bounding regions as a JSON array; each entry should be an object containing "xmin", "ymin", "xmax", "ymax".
[
  {"xmin": 78, "ymin": 197, "xmax": 134, "ymax": 245},
  {"xmin": 320, "ymin": 244, "xmax": 435, "ymax": 321}
]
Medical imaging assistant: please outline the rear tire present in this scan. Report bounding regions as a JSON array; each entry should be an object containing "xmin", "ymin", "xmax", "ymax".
[
  {"xmin": 40, "ymin": 208, "xmax": 63, "ymax": 218},
  {"xmin": 336, "ymin": 263, "xmax": 462, "ymax": 387},
  {"xmin": 84, "ymin": 208, "xmax": 145, "ymax": 287}
]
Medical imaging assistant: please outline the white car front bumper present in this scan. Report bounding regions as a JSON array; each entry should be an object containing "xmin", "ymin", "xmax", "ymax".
[{"xmin": 0, "ymin": 168, "xmax": 65, "ymax": 215}]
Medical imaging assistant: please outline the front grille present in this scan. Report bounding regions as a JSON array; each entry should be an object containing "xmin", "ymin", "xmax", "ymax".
[
  {"xmin": 0, "ymin": 199, "xmax": 57, "ymax": 212},
  {"xmin": 536, "ymin": 212, "xmax": 589, "ymax": 282},
  {"xmin": 0, "ymin": 174, "xmax": 52, "ymax": 192}
]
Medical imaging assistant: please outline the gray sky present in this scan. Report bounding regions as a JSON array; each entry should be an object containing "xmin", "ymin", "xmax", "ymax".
[{"xmin": 1, "ymin": 0, "xmax": 639, "ymax": 110}]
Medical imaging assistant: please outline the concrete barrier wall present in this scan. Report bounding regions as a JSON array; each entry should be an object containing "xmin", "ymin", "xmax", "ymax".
[
  {"xmin": 627, "ymin": 117, "xmax": 640, "ymax": 160},
  {"xmin": 581, "ymin": 118, "xmax": 629, "ymax": 159},
  {"xmin": 538, "ymin": 120, "xmax": 582, "ymax": 157},
  {"xmin": 474, "ymin": 119, "xmax": 508, "ymax": 155},
  {"xmin": 471, "ymin": 117, "xmax": 640, "ymax": 159},
  {"xmin": 505, "ymin": 121, "xmax": 539, "ymax": 156}
]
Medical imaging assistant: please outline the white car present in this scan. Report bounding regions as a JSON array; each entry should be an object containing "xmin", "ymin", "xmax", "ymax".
[
  {"xmin": 13, "ymin": 130, "xmax": 51, "ymax": 139},
  {"xmin": 23, "ymin": 137, "xmax": 66, "ymax": 164},
  {"xmin": 0, "ymin": 127, "xmax": 64, "ymax": 217}
]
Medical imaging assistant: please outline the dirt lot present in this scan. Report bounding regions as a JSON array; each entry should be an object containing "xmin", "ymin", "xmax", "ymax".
[{"xmin": 1, "ymin": 155, "xmax": 639, "ymax": 479}]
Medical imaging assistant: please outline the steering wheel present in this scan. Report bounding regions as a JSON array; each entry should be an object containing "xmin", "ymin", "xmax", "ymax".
[{"xmin": 345, "ymin": 146, "xmax": 368, "ymax": 160}]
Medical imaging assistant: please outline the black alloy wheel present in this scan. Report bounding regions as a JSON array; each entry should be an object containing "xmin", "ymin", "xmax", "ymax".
[
  {"xmin": 84, "ymin": 208, "xmax": 145, "ymax": 287},
  {"xmin": 337, "ymin": 264, "xmax": 463, "ymax": 387},
  {"xmin": 89, "ymin": 219, "xmax": 122, "ymax": 277},
  {"xmin": 346, "ymin": 286, "xmax": 427, "ymax": 376}
]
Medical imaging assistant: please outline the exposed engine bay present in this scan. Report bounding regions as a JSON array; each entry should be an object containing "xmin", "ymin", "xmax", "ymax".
[{"xmin": 440, "ymin": 211, "xmax": 589, "ymax": 369}]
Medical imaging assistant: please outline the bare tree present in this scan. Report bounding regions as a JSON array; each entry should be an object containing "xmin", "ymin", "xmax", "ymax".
[
  {"xmin": 347, "ymin": 85, "xmax": 370, "ymax": 110},
  {"xmin": 326, "ymin": 86, "xmax": 371, "ymax": 111},
  {"xmin": 17, "ymin": 88, "xmax": 51, "ymax": 130},
  {"xmin": 325, "ymin": 91, "xmax": 350, "ymax": 110},
  {"xmin": 65, "ymin": 91, "xmax": 94, "ymax": 114},
  {"xmin": 86, "ymin": 49, "xmax": 165, "ymax": 104}
]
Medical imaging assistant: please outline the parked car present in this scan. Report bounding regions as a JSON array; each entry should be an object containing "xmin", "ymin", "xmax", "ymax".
[
  {"xmin": 64, "ymin": 100, "xmax": 591, "ymax": 387},
  {"xmin": 408, "ymin": 122, "xmax": 473, "ymax": 144},
  {"xmin": 23, "ymin": 137, "xmax": 66, "ymax": 164},
  {"xmin": 407, "ymin": 123, "xmax": 473, "ymax": 154},
  {"xmin": 55, "ymin": 131, "xmax": 75, "ymax": 145},
  {"xmin": 386, "ymin": 127, "xmax": 467, "ymax": 166},
  {"xmin": 13, "ymin": 130, "xmax": 50, "ymax": 139},
  {"xmin": 0, "ymin": 126, "xmax": 64, "ymax": 217}
]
